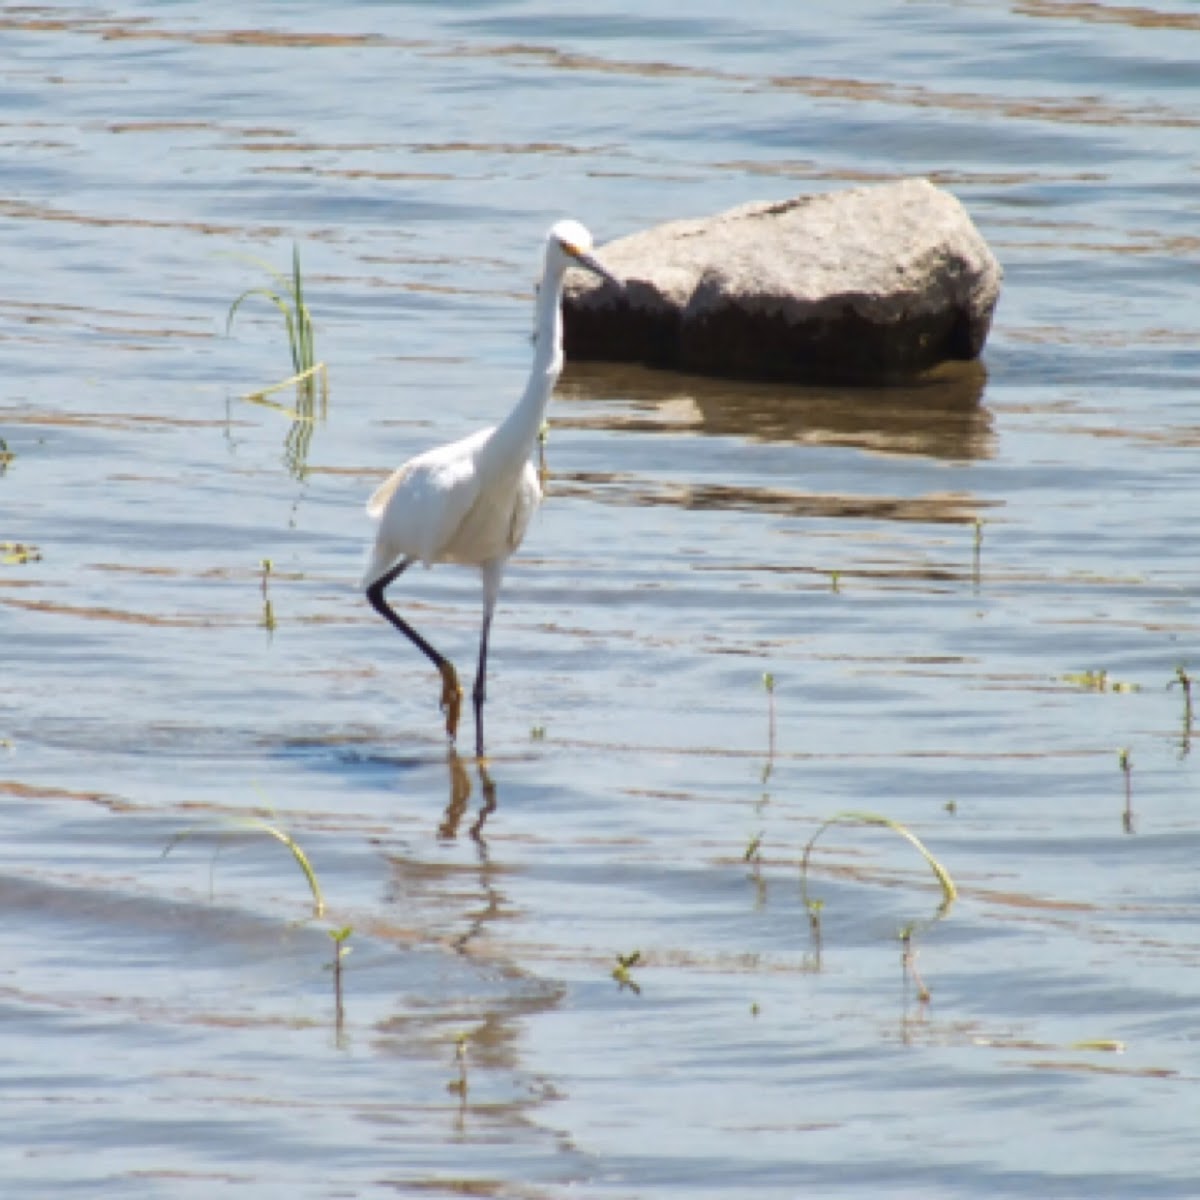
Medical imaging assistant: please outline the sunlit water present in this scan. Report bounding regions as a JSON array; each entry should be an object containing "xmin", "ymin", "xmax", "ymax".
[{"xmin": 4, "ymin": 3, "xmax": 1200, "ymax": 1196}]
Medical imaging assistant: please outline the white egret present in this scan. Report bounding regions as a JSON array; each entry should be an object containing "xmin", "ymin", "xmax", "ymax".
[{"xmin": 363, "ymin": 219, "xmax": 621, "ymax": 756}]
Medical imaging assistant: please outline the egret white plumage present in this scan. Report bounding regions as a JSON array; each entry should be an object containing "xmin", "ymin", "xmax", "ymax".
[{"xmin": 363, "ymin": 219, "xmax": 620, "ymax": 756}]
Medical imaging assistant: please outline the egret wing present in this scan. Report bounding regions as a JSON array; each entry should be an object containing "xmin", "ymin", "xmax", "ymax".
[
  {"xmin": 365, "ymin": 429, "xmax": 492, "ymax": 574},
  {"xmin": 366, "ymin": 462, "xmax": 413, "ymax": 519},
  {"xmin": 506, "ymin": 462, "xmax": 543, "ymax": 554}
]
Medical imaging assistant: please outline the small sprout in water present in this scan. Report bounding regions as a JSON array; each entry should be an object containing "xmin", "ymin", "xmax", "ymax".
[
  {"xmin": 529, "ymin": 723, "xmax": 546, "ymax": 741},
  {"xmin": 327, "ymin": 926, "xmax": 352, "ymax": 1036},
  {"xmin": 944, "ymin": 799, "xmax": 958, "ymax": 815},
  {"xmin": 0, "ymin": 438, "xmax": 14, "ymax": 469},
  {"xmin": 899, "ymin": 923, "xmax": 931, "ymax": 1004},
  {"xmin": 448, "ymin": 1032, "xmax": 470, "ymax": 1096},
  {"xmin": 743, "ymin": 832, "xmax": 764, "ymax": 864},
  {"xmin": 762, "ymin": 671, "xmax": 777, "ymax": 763},
  {"xmin": 1, "ymin": 541, "xmax": 41, "ymax": 565},
  {"xmin": 612, "ymin": 950, "xmax": 642, "ymax": 994},
  {"xmin": 1170, "ymin": 666, "xmax": 1194, "ymax": 756},
  {"xmin": 829, "ymin": 570, "xmax": 841, "ymax": 593},
  {"xmin": 1063, "ymin": 669, "xmax": 1139, "ymax": 694},
  {"xmin": 750, "ymin": 1001, "xmax": 761, "ymax": 1018},
  {"xmin": 259, "ymin": 558, "xmax": 277, "ymax": 632},
  {"xmin": 1119, "ymin": 747, "xmax": 1134, "ymax": 834}
]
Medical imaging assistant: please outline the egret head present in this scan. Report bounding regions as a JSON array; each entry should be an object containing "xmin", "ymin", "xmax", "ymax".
[{"xmin": 548, "ymin": 219, "xmax": 621, "ymax": 288}]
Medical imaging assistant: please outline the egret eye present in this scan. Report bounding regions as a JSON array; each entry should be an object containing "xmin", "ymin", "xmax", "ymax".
[{"xmin": 559, "ymin": 240, "xmax": 581, "ymax": 258}]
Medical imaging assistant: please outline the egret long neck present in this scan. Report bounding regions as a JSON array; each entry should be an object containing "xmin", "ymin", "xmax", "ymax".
[{"xmin": 488, "ymin": 263, "xmax": 567, "ymax": 468}]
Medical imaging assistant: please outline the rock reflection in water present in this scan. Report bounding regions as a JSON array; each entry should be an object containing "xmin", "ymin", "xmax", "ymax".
[{"xmin": 559, "ymin": 359, "xmax": 993, "ymax": 462}]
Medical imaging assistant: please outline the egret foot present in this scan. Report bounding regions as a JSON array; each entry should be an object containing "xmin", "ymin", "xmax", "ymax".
[{"xmin": 439, "ymin": 660, "xmax": 464, "ymax": 741}]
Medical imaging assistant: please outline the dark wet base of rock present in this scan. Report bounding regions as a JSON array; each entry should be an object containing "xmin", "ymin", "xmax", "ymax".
[{"xmin": 566, "ymin": 301, "xmax": 987, "ymax": 386}]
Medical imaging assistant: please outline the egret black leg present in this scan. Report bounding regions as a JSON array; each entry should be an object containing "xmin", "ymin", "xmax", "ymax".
[
  {"xmin": 366, "ymin": 560, "xmax": 463, "ymax": 740},
  {"xmin": 472, "ymin": 607, "xmax": 494, "ymax": 758}
]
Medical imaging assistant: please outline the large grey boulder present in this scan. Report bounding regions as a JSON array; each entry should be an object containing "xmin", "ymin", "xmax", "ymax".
[{"xmin": 563, "ymin": 178, "xmax": 1001, "ymax": 384}]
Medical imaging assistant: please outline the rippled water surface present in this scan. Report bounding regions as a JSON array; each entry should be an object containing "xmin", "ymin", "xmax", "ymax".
[{"xmin": 4, "ymin": 2, "xmax": 1200, "ymax": 1196}]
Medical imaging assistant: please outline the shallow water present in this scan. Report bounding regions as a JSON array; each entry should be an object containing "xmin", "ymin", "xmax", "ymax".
[{"xmin": 4, "ymin": 2, "xmax": 1200, "ymax": 1196}]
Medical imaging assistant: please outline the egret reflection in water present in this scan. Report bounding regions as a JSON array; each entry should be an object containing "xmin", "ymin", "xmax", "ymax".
[{"xmin": 439, "ymin": 749, "xmax": 498, "ymax": 847}]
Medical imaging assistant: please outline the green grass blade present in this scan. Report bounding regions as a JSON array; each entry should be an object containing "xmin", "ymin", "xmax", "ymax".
[
  {"xmin": 800, "ymin": 810, "xmax": 957, "ymax": 916},
  {"xmin": 240, "ymin": 816, "xmax": 325, "ymax": 916},
  {"xmin": 162, "ymin": 816, "xmax": 325, "ymax": 917}
]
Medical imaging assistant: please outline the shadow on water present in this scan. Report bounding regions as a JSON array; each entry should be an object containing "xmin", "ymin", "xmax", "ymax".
[{"xmin": 558, "ymin": 358, "xmax": 993, "ymax": 461}]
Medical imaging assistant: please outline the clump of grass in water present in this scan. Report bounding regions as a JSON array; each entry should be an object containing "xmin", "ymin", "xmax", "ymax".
[
  {"xmin": 227, "ymin": 243, "xmax": 328, "ymax": 483},
  {"xmin": 228, "ymin": 243, "xmax": 327, "ymax": 399}
]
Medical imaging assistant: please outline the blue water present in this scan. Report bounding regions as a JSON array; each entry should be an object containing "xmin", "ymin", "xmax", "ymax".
[{"xmin": 3, "ymin": 2, "xmax": 1200, "ymax": 1196}]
